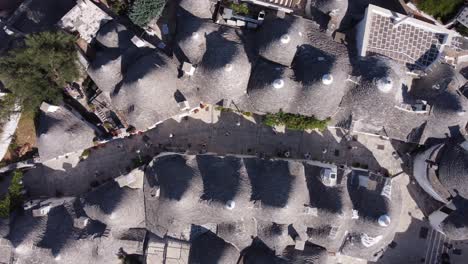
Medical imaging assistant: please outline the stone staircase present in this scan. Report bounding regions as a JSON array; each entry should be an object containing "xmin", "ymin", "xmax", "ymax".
[
  {"xmin": 254, "ymin": 0, "xmax": 297, "ymax": 8},
  {"xmin": 263, "ymin": 0, "xmax": 297, "ymax": 8}
]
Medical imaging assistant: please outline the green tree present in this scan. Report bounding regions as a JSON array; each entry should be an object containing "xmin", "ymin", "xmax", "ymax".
[
  {"xmin": 230, "ymin": 3, "xmax": 249, "ymax": 15},
  {"xmin": 129, "ymin": 0, "xmax": 166, "ymax": 27},
  {"xmin": 0, "ymin": 31, "xmax": 79, "ymax": 113},
  {"xmin": 0, "ymin": 93, "xmax": 18, "ymax": 123},
  {"xmin": 0, "ymin": 170, "xmax": 23, "ymax": 218},
  {"xmin": 416, "ymin": 0, "xmax": 464, "ymax": 23}
]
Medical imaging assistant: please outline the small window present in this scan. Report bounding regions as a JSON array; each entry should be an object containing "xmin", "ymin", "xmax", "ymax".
[{"xmin": 440, "ymin": 206, "xmax": 454, "ymax": 215}]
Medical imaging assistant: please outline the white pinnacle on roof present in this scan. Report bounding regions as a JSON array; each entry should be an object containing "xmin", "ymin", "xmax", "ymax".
[
  {"xmin": 376, "ymin": 77, "xmax": 393, "ymax": 93},
  {"xmin": 322, "ymin": 74, "xmax": 334, "ymax": 85},
  {"xmin": 273, "ymin": 79, "xmax": 285, "ymax": 89},
  {"xmin": 280, "ymin": 34, "xmax": 291, "ymax": 44},
  {"xmin": 225, "ymin": 200, "xmax": 235, "ymax": 210},
  {"xmin": 225, "ymin": 64, "xmax": 233, "ymax": 72},
  {"xmin": 378, "ymin": 215, "xmax": 391, "ymax": 227}
]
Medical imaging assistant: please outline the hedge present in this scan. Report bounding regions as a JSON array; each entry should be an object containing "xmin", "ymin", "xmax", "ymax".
[{"xmin": 263, "ymin": 110, "xmax": 330, "ymax": 131}]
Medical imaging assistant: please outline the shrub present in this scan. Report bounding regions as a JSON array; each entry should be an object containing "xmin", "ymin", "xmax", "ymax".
[
  {"xmin": 263, "ymin": 110, "xmax": 330, "ymax": 131},
  {"xmin": 0, "ymin": 170, "xmax": 23, "ymax": 218},
  {"xmin": 416, "ymin": 0, "xmax": 464, "ymax": 23},
  {"xmin": 108, "ymin": 0, "xmax": 129, "ymax": 16},
  {"xmin": 242, "ymin": 111, "xmax": 252, "ymax": 117},
  {"xmin": 80, "ymin": 148, "xmax": 91, "ymax": 159},
  {"xmin": 230, "ymin": 2, "xmax": 249, "ymax": 15},
  {"xmin": 129, "ymin": 0, "xmax": 166, "ymax": 27}
]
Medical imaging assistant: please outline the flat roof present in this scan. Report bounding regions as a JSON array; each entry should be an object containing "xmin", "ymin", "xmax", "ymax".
[{"xmin": 359, "ymin": 4, "xmax": 454, "ymax": 70}]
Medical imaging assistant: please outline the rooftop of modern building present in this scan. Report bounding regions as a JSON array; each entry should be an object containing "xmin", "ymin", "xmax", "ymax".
[
  {"xmin": 58, "ymin": 0, "xmax": 112, "ymax": 43},
  {"xmin": 357, "ymin": 4, "xmax": 455, "ymax": 71}
]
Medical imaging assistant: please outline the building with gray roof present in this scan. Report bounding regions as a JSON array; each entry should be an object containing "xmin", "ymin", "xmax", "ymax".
[
  {"xmin": 242, "ymin": 239, "xmax": 329, "ymax": 264},
  {"xmin": 257, "ymin": 15, "xmax": 307, "ymax": 67},
  {"xmin": 95, "ymin": 20, "xmax": 135, "ymax": 50},
  {"xmin": 413, "ymin": 140, "xmax": 468, "ymax": 240},
  {"xmin": 183, "ymin": 26, "xmax": 252, "ymax": 105},
  {"xmin": 3, "ymin": 152, "xmax": 402, "ymax": 263},
  {"xmin": 175, "ymin": 13, "xmax": 220, "ymax": 65},
  {"xmin": 37, "ymin": 102, "xmax": 96, "ymax": 161},
  {"xmin": 189, "ymin": 231, "xmax": 240, "ymax": 264},
  {"xmin": 81, "ymin": 181, "xmax": 146, "ymax": 230},
  {"xmin": 334, "ymin": 55, "xmax": 467, "ymax": 144},
  {"xmin": 175, "ymin": 6, "xmax": 254, "ymax": 106},
  {"xmin": 334, "ymin": 56, "xmax": 421, "ymax": 138},
  {"xmin": 86, "ymin": 20, "xmax": 151, "ymax": 96},
  {"xmin": 409, "ymin": 62, "xmax": 468, "ymax": 142},
  {"xmin": 244, "ymin": 21, "xmax": 352, "ymax": 119},
  {"xmin": 306, "ymin": 0, "xmax": 348, "ymax": 32},
  {"xmin": 179, "ymin": 0, "xmax": 216, "ymax": 20},
  {"xmin": 110, "ymin": 51, "xmax": 185, "ymax": 131},
  {"xmin": 144, "ymin": 153, "xmax": 402, "ymax": 262},
  {"xmin": 6, "ymin": 169, "xmax": 147, "ymax": 264}
]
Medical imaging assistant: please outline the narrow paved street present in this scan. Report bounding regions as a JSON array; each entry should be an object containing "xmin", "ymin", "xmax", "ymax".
[{"xmin": 23, "ymin": 107, "xmax": 403, "ymax": 197}]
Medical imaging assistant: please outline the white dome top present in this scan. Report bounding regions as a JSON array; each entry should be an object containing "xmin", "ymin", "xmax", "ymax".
[
  {"xmin": 322, "ymin": 74, "xmax": 334, "ymax": 85},
  {"xmin": 273, "ymin": 79, "xmax": 285, "ymax": 89},
  {"xmin": 376, "ymin": 77, "xmax": 393, "ymax": 93},
  {"xmin": 225, "ymin": 200, "xmax": 235, "ymax": 210},
  {"xmin": 281, "ymin": 34, "xmax": 291, "ymax": 44},
  {"xmin": 378, "ymin": 214, "xmax": 391, "ymax": 227}
]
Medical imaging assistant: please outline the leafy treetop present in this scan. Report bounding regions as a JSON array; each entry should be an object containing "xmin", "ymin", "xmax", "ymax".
[
  {"xmin": 0, "ymin": 31, "xmax": 79, "ymax": 113},
  {"xmin": 129, "ymin": 0, "xmax": 166, "ymax": 27},
  {"xmin": 0, "ymin": 170, "xmax": 23, "ymax": 219},
  {"xmin": 263, "ymin": 110, "xmax": 330, "ymax": 131}
]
